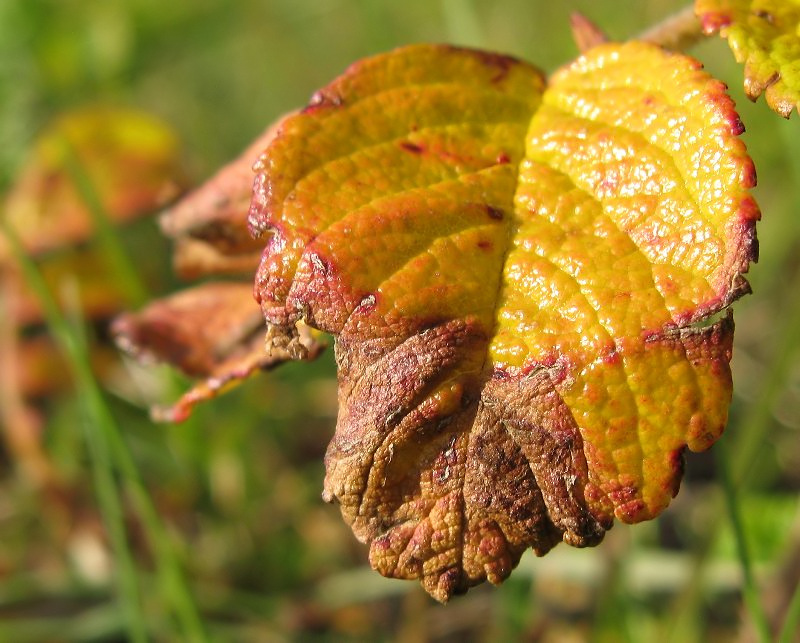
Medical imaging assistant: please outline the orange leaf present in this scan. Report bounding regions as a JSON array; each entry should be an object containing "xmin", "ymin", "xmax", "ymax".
[{"xmin": 248, "ymin": 42, "xmax": 758, "ymax": 601}]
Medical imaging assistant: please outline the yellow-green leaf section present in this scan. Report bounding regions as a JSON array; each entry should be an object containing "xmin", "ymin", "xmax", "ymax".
[
  {"xmin": 492, "ymin": 41, "xmax": 758, "ymax": 521},
  {"xmin": 2, "ymin": 106, "xmax": 185, "ymax": 257},
  {"xmin": 249, "ymin": 42, "xmax": 758, "ymax": 599},
  {"xmin": 696, "ymin": 0, "xmax": 800, "ymax": 117}
]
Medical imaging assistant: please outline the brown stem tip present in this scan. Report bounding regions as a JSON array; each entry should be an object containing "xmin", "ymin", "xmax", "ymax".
[{"xmin": 570, "ymin": 12, "xmax": 610, "ymax": 54}]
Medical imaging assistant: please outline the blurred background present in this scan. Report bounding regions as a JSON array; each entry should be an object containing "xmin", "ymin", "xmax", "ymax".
[{"xmin": 1, "ymin": 0, "xmax": 799, "ymax": 641}]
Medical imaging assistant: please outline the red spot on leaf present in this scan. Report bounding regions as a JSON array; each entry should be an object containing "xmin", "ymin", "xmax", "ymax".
[
  {"xmin": 601, "ymin": 350, "xmax": 620, "ymax": 366},
  {"xmin": 400, "ymin": 141, "xmax": 425, "ymax": 154},
  {"xmin": 463, "ymin": 48, "xmax": 520, "ymax": 83},
  {"xmin": 486, "ymin": 206, "xmax": 504, "ymax": 221}
]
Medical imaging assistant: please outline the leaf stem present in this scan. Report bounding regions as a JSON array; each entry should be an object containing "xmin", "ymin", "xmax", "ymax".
[{"xmin": 635, "ymin": 5, "xmax": 705, "ymax": 52}]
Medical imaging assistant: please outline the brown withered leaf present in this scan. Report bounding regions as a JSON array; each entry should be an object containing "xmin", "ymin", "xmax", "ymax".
[
  {"xmin": 113, "ymin": 121, "xmax": 326, "ymax": 420},
  {"xmin": 113, "ymin": 281, "xmax": 324, "ymax": 422},
  {"xmin": 160, "ymin": 125, "xmax": 281, "ymax": 280}
]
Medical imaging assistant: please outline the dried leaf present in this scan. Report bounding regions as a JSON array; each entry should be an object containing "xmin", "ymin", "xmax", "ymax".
[
  {"xmin": 248, "ymin": 43, "xmax": 758, "ymax": 601},
  {"xmin": 696, "ymin": 0, "xmax": 800, "ymax": 117},
  {"xmin": 159, "ymin": 125, "xmax": 280, "ymax": 278},
  {"xmin": 112, "ymin": 281, "xmax": 325, "ymax": 422},
  {"xmin": 109, "ymin": 120, "xmax": 323, "ymax": 419},
  {"xmin": 570, "ymin": 12, "xmax": 610, "ymax": 53}
]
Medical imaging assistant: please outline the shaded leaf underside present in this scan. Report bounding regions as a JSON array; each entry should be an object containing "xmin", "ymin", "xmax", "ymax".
[
  {"xmin": 113, "ymin": 282, "xmax": 325, "ymax": 422},
  {"xmin": 696, "ymin": 0, "xmax": 800, "ymax": 117},
  {"xmin": 111, "ymin": 123, "xmax": 331, "ymax": 421},
  {"xmin": 248, "ymin": 42, "xmax": 758, "ymax": 601}
]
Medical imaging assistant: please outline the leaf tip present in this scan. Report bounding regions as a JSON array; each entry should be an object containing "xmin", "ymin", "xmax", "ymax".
[{"xmin": 569, "ymin": 12, "xmax": 610, "ymax": 53}]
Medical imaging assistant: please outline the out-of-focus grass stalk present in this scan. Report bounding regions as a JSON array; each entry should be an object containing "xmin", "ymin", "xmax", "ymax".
[
  {"xmin": 60, "ymin": 138, "xmax": 149, "ymax": 307},
  {"xmin": 101, "ymin": 403, "xmax": 209, "ymax": 643},
  {"xmin": 778, "ymin": 576, "xmax": 800, "ymax": 643},
  {"xmin": 0, "ymin": 602, "xmax": 124, "ymax": 643},
  {"xmin": 61, "ymin": 137, "xmax": 209, "ymax": 640},
  {"xmin": 0, "ymin": 221, "xmax": 208, "ymax": 642},
  {"xmin": 730, "ymin": 285, "xmax": 800, "ymax": 489},
  {"xmin": 716, "ymin": 438, "xmax": 772, "ymax": 643},
  {"xmin": 1, "ymin": 220, "xmax": 148, "ymax": 643}
]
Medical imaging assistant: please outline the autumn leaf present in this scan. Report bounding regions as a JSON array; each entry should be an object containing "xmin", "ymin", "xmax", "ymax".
[
  {"xmin": 3, "ymin": 106, "xmax": 185, "ymax": 257},
  {"xmin": 113, "ymin": 282, "xmax": 324, "ymax": 422},
  {"xmin": 159, "ymin": 126, "xmax": 276, "ymax": 281},
  {"xmin": 0, "ymin": 106, "xmax": 186, "ymax": 490},
  {"xmin": 112, "ymin": 123, "xmax": 326, "ymax": 421},
  {"xmin": 696, "ymin": 0, "xmax": 800, "ymax": 117},
  {"xmin": 247, "ymin": 42, "xmax": 759, "ymax": 601}
]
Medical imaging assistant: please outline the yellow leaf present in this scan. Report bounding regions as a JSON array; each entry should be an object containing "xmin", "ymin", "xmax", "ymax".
[{"xmin": 696, "ymin": 0, "xmax": 800, "ymax": 117}]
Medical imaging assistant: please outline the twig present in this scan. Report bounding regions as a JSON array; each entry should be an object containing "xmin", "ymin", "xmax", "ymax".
[{"xmin": 636, "ymin": 4, "xmax": 705, "ymax": 52}]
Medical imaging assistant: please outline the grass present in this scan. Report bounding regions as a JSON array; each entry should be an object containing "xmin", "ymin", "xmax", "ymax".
[{"xmin": 1, "ymin": 0, "xmax": 800, "ymax": 641}]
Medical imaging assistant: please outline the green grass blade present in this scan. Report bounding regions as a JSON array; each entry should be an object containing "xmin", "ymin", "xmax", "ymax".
[
  {"xmin": 1, "ymin": 220, "xmax": 149, "ymax": 643},
  {"xmin": 777, "ymin": 577, "xmax": 800, "ymax": 643},
  {"xmin": 60, "ymin": 137, "xmax": 149, "ymax": 307},
  {"xmin": 106, "ymin": 424, "xmax": 210, "ymax": 642},
  {"xmin": 2, "ymin": 221, "xmax": 208, "ymax": 642},
  {"xmin": 717, "ymin": 438, "xmax": 773, "ymax": 643},
  {"xmin": 0, "ymin": 602, "xmax": 125, "ymax": 643},
  {"xmin": 730, "ymin": 286, "xmax": 800, "ymax": 488}
]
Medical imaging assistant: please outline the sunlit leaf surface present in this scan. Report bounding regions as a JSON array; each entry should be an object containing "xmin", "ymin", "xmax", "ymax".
[
  {"xmin": 247, "ymin": 42, "xmax": 759, "ymax": 601},
  {"xmin": 696, "ymin": 0, "xmax": 800, "ymax": 117}
]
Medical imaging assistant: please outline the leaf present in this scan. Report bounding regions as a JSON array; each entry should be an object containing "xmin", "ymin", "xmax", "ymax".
[
  {"xmin": 695, "ymin": 0, "xmax": 800, "ymax": 117},
  {"xmin": 160, "ymin": 125, "xmax": 278, "ymax": 280},
  {"xmin": 2, "ymin": 106, "xmax": 186, "ymax": 256},
  {"xmin": 112, "ymin": 122, "xmax": 325, "ymax": 421},
  {"xmin": 113, "ymin": 282, "xmax": 325, "ymax": 422},
  {"xmin": 0, "ymin": 106, "xmax": 186, "ymax": 490},
  {"xmin": 248, "ymin": 42, "xmax": 759, "ymax": 601}
]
